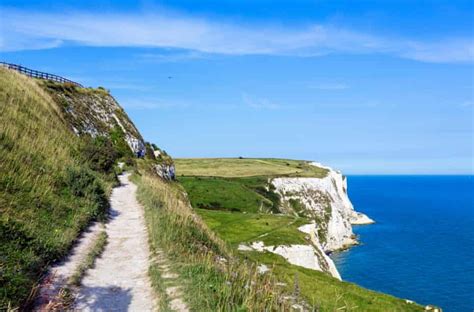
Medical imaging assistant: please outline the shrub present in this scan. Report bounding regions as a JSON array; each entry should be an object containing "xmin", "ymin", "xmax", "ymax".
[
  {"xmin": 144, "ymin": 142, "xmax": 156, "ymax": 160},
  {"xmin": 125, "ymin": 156, "xmax": 136, "ymax": 168},
  {"xmin": 63, "ymin": 167, "xmax": 109, "ymax": 219},
  {"xmin": 109, "ymin": 125, "xmax": 133, "ymax": 159},
  {"xmin": 80, "ymin": 137, "xmax": 118, "ymax": 174}
]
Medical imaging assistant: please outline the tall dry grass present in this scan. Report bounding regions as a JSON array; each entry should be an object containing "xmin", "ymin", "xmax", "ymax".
[{"xmin": 0, "ymin": 68, "xmax": 110, "ymax": 309}]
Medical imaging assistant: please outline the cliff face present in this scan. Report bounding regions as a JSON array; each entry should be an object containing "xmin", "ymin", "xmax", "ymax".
[
  {"xmin": 41, "ymin": 82, "xmax": 146, "ymax": 157},
  {"xmin": 272, "ymin": 163, "xmax": 373, "ymax": 252},
  {"xmin": 269, "ymin": 162, "xmax": 373, "ymax": 278},
  {"xmin": 239, "ymin": 239, "xmax": 341, "ymax": 280},
  {"xmin": 42, "ymin": 82, "xmax": 178, "ymax": 182}
]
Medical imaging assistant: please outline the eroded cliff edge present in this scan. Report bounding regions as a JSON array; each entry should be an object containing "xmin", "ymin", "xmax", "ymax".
[
  {"xmin": 273, "ymin": 162, "xmax": 374, "ymax": 251},
  {"xmin": 241, "ymin": 162, "xmax": 374, "ymax": 280}
]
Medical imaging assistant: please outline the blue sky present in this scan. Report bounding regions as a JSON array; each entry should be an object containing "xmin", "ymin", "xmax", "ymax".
[{"xmin": 1, "ymin": 0, "xmax": 473, "ymax": 174}]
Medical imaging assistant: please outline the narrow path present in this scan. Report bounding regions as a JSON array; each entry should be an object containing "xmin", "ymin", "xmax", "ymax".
[
  {"xmin": 35, "ymin": 223, "xmax": 102, "ymax": 310},
  {"xmin": 73, "ymin": 173, "xmax": 156, "ymax": 311}
]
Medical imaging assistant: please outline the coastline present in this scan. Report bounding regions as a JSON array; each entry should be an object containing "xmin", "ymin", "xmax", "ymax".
[{"xmin": 267, "ymin": 162, "xmax": 375, "ymax": 279}]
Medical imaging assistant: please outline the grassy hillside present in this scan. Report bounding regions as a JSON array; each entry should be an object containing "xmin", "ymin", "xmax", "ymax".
[
  {"xmin": 177, "ymin": 157, "xmax": 424, "ymax": 311},
  {"xmin": 197, "ymin": 209, "xmax": 309, "ymax": 246},
  {"xmin": 175, "ymin": 158, "xmax": 328, "ymax": 178},
  {"xmin": 180, "ymin": 176, "xmax": 280, "ymax": 213},
  {"xmin": 176, "ymin": 158, "xmax": 328, "ymax": 214},
  {"xmin": 133, "ymin": 163, "xmax": 292, "ymax": 311},
  {"xmin": 199, "ymin": 209, "xmax": 421, "ymax": 311},
  {"xmin": 0, "ymin": 69, "xmax": 129, "ymax": 309}
]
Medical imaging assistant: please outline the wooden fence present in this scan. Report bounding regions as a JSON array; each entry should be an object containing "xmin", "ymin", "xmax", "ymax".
[{"xmin": 0, "ymin": 61, "xmax": 83, "ymax": 87}]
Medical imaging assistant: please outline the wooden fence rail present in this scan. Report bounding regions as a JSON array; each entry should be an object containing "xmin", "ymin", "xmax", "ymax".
[{"xmin": 0, "ymin": 61, "xmax": 83, "ymax": 87}]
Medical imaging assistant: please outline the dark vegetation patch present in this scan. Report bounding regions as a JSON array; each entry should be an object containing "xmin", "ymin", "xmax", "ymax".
[
  {"xmin": 109, "ymin": 125, "xmax": 134, "ymax": 159},
  {"xmin": 79, "ymin": 137, "xmax": 118, "ymax": 175}
]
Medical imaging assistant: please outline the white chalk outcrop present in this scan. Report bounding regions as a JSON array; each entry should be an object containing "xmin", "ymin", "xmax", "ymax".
[
  {"xmin": 350, "ymin": 212, "xmax": 375, "ymax": 225},
  {"xmin": 53, "ymin": 89, "xmax": 146, "ymax": 156},
  {"xmin": 238, "ymin": 240, "xmax": 341, "ymax": 280},
  {"xmin": 271, "ymin": 162, "xmax": 373, "ymax": 252},
  {"xmin": 154, "ymin": 163, "xmax": 176, "ymax": 181},
  {"xmin": 238, "ymin": 162, "xmax": 373, "ymax": 279}
]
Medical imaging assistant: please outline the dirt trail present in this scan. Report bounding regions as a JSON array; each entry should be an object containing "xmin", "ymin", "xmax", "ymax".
[
  {"xmin": 35, "ymin": 223, "xmax": 102, "ymax": 309},
  {"xmin": 73, "ymin": 173, "xmax": 156, "ymax": 311}
]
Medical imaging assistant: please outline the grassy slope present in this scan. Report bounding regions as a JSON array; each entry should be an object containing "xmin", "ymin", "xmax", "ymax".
[
  {"xmin": 197, "ymin": 209, "xmax": 308, "ymax": 246},
  {"xmin": 199, "ymin": 209, "xmax": 421, "ymax": 311},
  {"xmin": 0, "ymin": 69, "xmax": 116, "ymax": 309},
  {"xmin": 175, "ymin": 157, "xmax": 328, "ymax": 178},
  {"xmin": 180, "ymin": 176, "xmax": 278, "ymax": 213},
  {"xmin": 247, "ymin": 251, "xmax": 422, "ymax": 312},
  {"xmin": 177, "ymin": 158, "xmax": 423, "ymax": 311},
  {"xmin": 133, "ymin": 165, "xmax": 291, "ymax": 311}
]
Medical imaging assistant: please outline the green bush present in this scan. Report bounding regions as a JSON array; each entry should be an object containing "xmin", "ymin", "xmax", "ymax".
[
  {"xmin": 63, "ymin": 167, "xmax": 109, "ymax": 219},
  {"xmin": 144, "ymin": 142, "xmax": 156, "ymax": 160},
  {"xmin": 125, "ymin": 156, "xmax": 137, "ymax": 168},
  {"xmin": 109, "ymin": 125, "xmax": 133, "ymax": 159},
  {"xmin": 80, "ymin": 137, "xmax": 118, "ymax": 174}
]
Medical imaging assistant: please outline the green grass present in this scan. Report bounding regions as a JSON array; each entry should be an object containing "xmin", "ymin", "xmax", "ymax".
[
  {"xmin": 179, "ymin": 176, "xmax": 278, "ymax": 213},
  {"xmin": 244, "ymin": 251, "xmax": 422, "ymax": 311},
  {"xmin": 197, "ymin": 209, "xmax": 309, "ymax": 246},
  {"xmin": 194, "ymin": 210, "xmax": 423, "ymax": 311},
  {"xmin": 148, "ymin": 262, "xmax": 174, "ymax": 312},
  {"xmin": 175, "ymin": 158, "xmax": 328, "ymax": 178},
  {"xmin": 0, "ymin": 69, "xmax": 123, "ymax": 309}
]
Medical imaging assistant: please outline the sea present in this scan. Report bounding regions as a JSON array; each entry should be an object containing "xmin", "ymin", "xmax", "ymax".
[{"xmin": 330, "ymin": 175, "xmax": 474, "ymax": 312}]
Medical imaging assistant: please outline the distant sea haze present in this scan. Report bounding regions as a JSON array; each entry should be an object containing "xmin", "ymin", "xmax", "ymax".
[{"xmin": 330, "ymin": 175, "xmax": 474, "ymax": 312}]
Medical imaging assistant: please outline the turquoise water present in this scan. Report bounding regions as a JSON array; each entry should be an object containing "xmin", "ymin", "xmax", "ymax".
[{"xmin": 330, "ymin": 176, "xmax": 474, "ymax": 312}]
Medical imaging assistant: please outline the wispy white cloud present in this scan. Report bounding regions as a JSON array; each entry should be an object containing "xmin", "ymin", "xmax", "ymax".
[
  {"xmin": 242, "ymin": 93, "xmax": 280, "ymax": 110},
  {"xmin": 137, "ymin": 51, "xmax": 206, "ymax": 63},
  {"xmin": 309, "ymin": 83, "xmax": 349, "ymax": 90},
  {"xmin": 460, "ymin": 100, "xmax": 473, "ymax": 108},
  {"xmin": 1, "ymin": 8, "xmax": 472, "ymax": 63}
]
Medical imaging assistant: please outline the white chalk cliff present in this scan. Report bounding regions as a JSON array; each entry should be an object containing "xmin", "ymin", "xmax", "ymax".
[
  {"xmin": 272, "ymin": 162, "xmax": 373, "ymax": 252},
  {"xmin": 239, "ymin": 239, "xmax": 341, "ymax": 280},
  {"xmin": 264, "ymin": 162, "xmax": 373, "ymax": 278},
  {"xmin": 49, "ymin": 87, "xmax": 146, "ymax": 156}
]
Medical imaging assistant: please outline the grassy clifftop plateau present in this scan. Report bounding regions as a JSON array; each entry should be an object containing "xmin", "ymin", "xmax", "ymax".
[
  {"xmin": 175, "ymin": 158, "xmax": 329, "ymax": 178},
  {"xmin": 176, "ymin": 157, "xmax": 424, "ymax": 311},
  {"xmin": 0, "ymin": 68, "xmax": 139, "ymax": 309}
]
